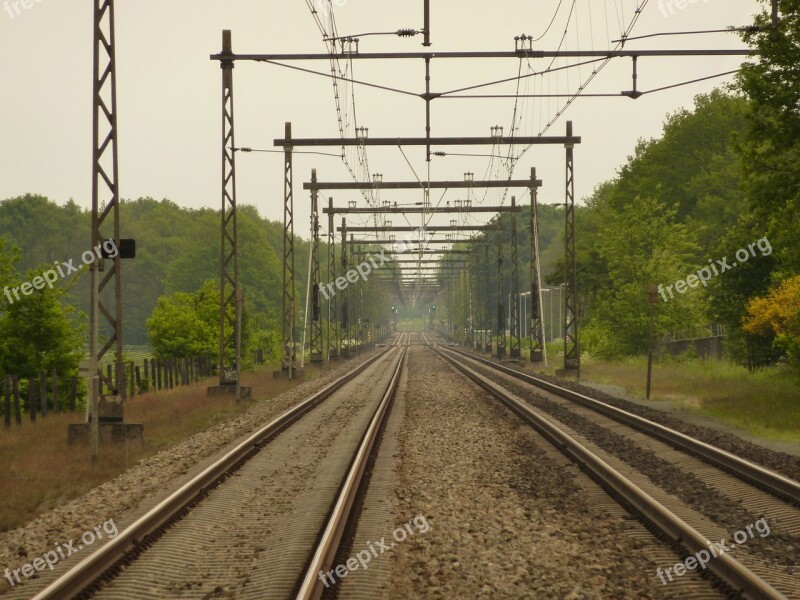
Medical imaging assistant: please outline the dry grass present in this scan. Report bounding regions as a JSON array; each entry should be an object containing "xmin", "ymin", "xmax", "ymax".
[{"xmin": 0, "ymin": 362, "xmax": 334, "ymax": 532}]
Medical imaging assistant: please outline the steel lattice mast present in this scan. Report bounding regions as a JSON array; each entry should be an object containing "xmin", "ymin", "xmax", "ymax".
[
  {"xmin": 217, "ymin": 30, "xmax": 242, "ymax": 392},
  {"xmin": 90, "ymin": 0, "xmax": 124, "ymax": 401},
  {"xmin": 564, "ymin": 121, "xmax": 580, "ymax": 375}
]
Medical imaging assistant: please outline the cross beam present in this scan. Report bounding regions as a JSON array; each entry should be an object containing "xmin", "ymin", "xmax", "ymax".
[
  {"xmin": 389, "ymin": 260, "xmax": 467, "ymax": 264},
  {"xmin": 285, "ymin": 138, "xmax": 574, "ymax": 150},
  {"xmin": 392, "ymin": 249, "xmax": 472, "ymax": 254},
  {"xmin": 343, "ymin": 238, "xmax": 471, "ymax": 245},
  {"xmin": 213, "ymin": 49, "xmax": 751, "ymax": 62},
  {"xmin": 306, "ymin": 179, "xmax": 541, "ymax": 190},
  {"xmin": 340, "ymin": 225, "xmax": 493, "ymax": 232},
  {"xmin": 323, "ymin": 205, "xmax": 519, "ymax": 214}
]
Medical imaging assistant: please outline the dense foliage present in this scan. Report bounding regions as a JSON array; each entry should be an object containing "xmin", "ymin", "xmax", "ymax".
[{"xmin": 0, "ymin": 238, "xmax": 83, "ymax": 400}]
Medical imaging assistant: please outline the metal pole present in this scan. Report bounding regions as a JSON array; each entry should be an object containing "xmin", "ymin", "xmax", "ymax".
[
  {"xmin": 530, "ymin": 167, "xmax": 545, "ymax": 363},
  {"xmin": 564, "ymin": 121, "xmax": 580, "ymax": 375},
  {"xmin": 423, "ymin": 0, "xmax": 431, "ymax": 47},
  {"xmin": 236, "ymin": 289, "xmax": 242, "ymax": 402},
  {"xmin": 341, "ymin": 221, "xmax": 349, "ymax": 356},
  {"xmin": 496, "ymin": 221, "xmax": 505, "ymax": 359},
  {"xmin": 540, "ymin": 289, "xmax": 548, "ymax": 344},
  {"xmin": 327, "ymin": 198, "xmax": 338, "ymax": 359},
  {"xmin": 772, "ymin": 0, "xmax": 780, "ymax": 41},
  {"xmin": 91, "ymin": 0, "xmax": 124, "ymax": 401},
  {"xmin": 647, "ymin": 284, "xmax": 657, "ymax": 400},
  {"xmin": 218, "ymin": 30, "xmax": 240, "ymax": 389},
  {"xmin": 282, "ymin": 122, "xmax": 296, "ymax": 378},
  {"xmin": 89, "ymin": 258, "xmax": 100, "ymax": 460},
  {"xmin": 423, "ymin": 0, "xmax": 432, "ymax": 160},
  {"xmin": 510, "ymin": 196, "xmax": 520, "ymax": 357},
  {"xmin": 90, "ymin": 376, "xmax": 99, "ymax": 462},
  {"xmin": 310, "ymin": 171, "xmax": 323, "ymax": 363},
  {"xmin": 301, "ymin": 239, "xmax": 312, "ymax": 368},
  {"xmin": 484, "ymin": 243, "xmax": 490, "ymax": 352},
  {"xmin": 355, "ymin": 241, "xmax": 361, "ymax": 350}
]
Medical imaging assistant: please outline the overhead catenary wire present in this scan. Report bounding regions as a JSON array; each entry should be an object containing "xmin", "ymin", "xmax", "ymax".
[{"xmin": 294, "ymin": 0, "xmax": 736, "ymax": 291}]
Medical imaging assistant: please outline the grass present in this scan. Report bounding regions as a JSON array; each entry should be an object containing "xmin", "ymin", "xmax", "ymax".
[
  {"xmin": 0, "ymin": 361, "xmax": 335, "ymax": 532},
  {"xmin": 534, "ymin": 343, "xmax": 800, "ymax": 444}
]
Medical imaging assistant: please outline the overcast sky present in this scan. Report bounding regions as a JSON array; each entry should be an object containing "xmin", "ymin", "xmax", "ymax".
[{"xmin": 0, "ymin": 0, "xmax": 763, "ymax": 239}]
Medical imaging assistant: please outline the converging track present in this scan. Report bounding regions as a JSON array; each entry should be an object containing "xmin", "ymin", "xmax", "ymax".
[
  {"xmin": 12, "ymin": 331, "xmax": 800, "ymax": 599},
  {"xmin": 423, "ymin": 331, "xmax": 799, "ymax": 599},
  {"xmin": 29, "ymin": 344, "xmax": 407, "ymax": 599}
]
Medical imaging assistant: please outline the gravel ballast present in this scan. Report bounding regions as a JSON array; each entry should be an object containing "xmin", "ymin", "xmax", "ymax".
[{"xmin": 389, "ymin": 345, "xmax": 717, "ymax": 599}]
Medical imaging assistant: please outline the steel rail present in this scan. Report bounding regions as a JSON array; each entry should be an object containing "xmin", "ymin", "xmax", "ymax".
[
  {"xmin": 297, "ymin": 346, "xmax": 407, "ymax": 599},
  {"xmin": 432, "ymin": 346, "xmax": 787, "ymax": 600},
  {"xmin": 443, "ymin": 347, "xmax": 800, "ymax": 506},
  {"xmin": 30, "ymin": 349, "xmax": 391, "ymax": 600}
]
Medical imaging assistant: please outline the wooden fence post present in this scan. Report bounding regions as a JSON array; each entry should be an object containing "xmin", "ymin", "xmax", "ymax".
[
  {"xmin": 129, "ymin": 362, "xmax": 135, "ymax": 399},
  {"xmin": 106, "ymin": 364, "xmax": 113, "ymax": 395},
  {"xmin": 39, "ymin": 371, "xmax": 47, "ymax": 417},
  {"xmin": 69, "ymin": 376, "xmax": 77, "ymax": 412},
  {"xmin": 135, "ymin": 365, "xmax": 141, "ymax": 391},
  {"xmin": 156, "ymin": 359, "xmax": 162, "ymax": 390},
  {"xmin": 52, "ymin": 370, "xmax": 59, "ymax": 413},
  {"xmin": 29, "ymin": 377, "xmax": 36, "ymax": 422},
  {"xmin": 13, "ymin": 377, "xmax": 21, "ymax": 425},
  {"xmin": 4, "ymin": 375, "xmax": 10, "ymax": 429}
]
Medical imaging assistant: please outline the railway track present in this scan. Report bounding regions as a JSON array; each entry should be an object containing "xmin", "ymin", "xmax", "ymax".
[
  {"xmin": 13, "ymin": 331, "xmax": 798, "ymax": 598},
  {"xmin": 29, "ymin": 340, "xmax": 408, "ymax": 600},
  {"xmin": 422, "ymin": 331, "xmax": 799, "ymax": 599}
]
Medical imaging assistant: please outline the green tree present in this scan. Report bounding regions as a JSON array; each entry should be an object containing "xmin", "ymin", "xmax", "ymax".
[
  {"xmin": 738, "ymin": 1, "xmax": 800, "ymax": 279},
  {"xmin": 146, "ymin": 286, "xmax": 217, "ymax": 359},
  {"xmin": 582, "ymin": 195, "xmax": 703, "ymax": 358},
  {"xmin": 0, "ymin": 266, "xmax": 83, "ymax": 383}
]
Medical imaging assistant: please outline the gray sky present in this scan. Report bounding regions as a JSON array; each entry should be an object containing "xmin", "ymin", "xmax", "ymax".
[{"xmin": 0, "ymin": 0, "xmax": 762, "ymax": 239}]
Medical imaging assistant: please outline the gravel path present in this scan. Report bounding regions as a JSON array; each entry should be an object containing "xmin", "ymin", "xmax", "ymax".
[{"xmin": 389, "ymin": 345, "xmax": 718, "ymax": 599}]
